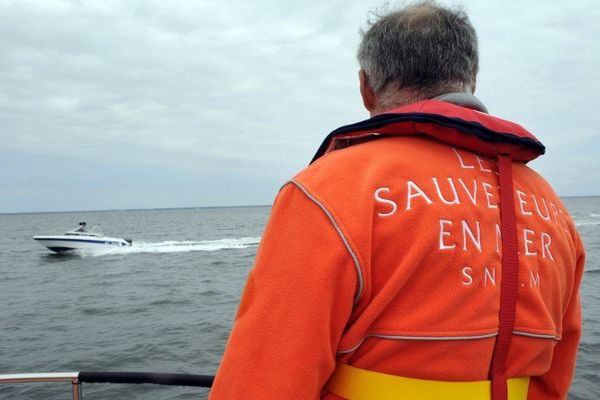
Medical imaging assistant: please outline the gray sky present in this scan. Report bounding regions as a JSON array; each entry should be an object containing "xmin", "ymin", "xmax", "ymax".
[{"xmin": 1, "ymin": 0, "xmax": 598, "ymax": 213}]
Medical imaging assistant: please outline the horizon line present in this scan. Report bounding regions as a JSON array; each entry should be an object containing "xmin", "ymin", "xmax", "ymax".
[
  {"xmin": 2, "ymin": 194, "xmax": 599, "ymax": 216},
  {"xmin": 0, "ymin": 204, "xmax": 273, "ymax": 216}
]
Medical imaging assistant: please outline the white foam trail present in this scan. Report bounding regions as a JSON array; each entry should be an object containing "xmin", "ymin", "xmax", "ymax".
[
  {"xmin": 575, "ymin": 221, "xmax": 600, "ymax": 226},
  {"xmin": 574, "ymin": 213, "xmax": 600, "ymax": 226},
  {"xmin": 81, "ymin": 237, "xmax": 261, "ymax": 256}
]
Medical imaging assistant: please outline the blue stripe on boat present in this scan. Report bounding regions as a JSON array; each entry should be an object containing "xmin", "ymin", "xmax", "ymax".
[{"xmin": 35, "ymin": 238, "xmax": 122, "ymax": 245}]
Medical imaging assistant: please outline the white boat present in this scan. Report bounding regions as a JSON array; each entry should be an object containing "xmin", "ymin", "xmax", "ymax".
[{"xmin": 33, "ymin": 222, "xmax": 132, "ymax": 253}]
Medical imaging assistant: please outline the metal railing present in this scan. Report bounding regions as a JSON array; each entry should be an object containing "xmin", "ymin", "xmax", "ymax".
[{"xmin": 0, "ymin": 371, "xmax": 214, "ymax": 399}]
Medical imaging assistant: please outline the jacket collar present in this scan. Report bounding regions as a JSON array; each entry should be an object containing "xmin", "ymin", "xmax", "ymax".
[
  {"xmin": 432, "ymin": 92, "xmax": 489, "ymax": 114},
  {"xmin": 310, "ymin": 97, "xmax": 544, "ymax": 164}
]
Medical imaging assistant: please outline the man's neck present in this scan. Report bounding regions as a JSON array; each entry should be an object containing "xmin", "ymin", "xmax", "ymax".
[{"xmin": 371, "ymin": 91, "xmax": 488, "ymax": 116}]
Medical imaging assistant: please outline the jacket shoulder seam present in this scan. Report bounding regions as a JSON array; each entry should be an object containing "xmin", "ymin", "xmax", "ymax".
[{"xmin": 284, "ymin": 179, "xmax": 365, "ymax": 304}]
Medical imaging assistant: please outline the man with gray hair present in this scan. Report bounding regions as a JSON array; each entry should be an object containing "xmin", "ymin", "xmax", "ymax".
[
  {"xmin": 357, "ymin": 1, "xmax": 479, "ymax": 111},
  {"xmin": 210, "ymin": 2, "xmax": 584, "ymax": 399}
]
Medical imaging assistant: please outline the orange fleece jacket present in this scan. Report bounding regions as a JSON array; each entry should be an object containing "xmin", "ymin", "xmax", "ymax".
[{"xmin": 210, "ymin": 135, "xmax": 584, "ymax": 400}]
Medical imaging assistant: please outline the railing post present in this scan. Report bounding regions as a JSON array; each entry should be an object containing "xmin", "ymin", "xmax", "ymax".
[{"xmin": 72, "ymin": 378, "xmax": 81, "ymax": 400}]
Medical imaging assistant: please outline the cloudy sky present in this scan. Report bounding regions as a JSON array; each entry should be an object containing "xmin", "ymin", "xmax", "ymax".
[{"xmin": 1, "ymin": 0, "xmax": 598, "ymax": 213}]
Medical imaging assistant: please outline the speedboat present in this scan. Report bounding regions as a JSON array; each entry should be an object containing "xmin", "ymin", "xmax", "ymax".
[{"xmin": 33, "ymin": 223, "xmax": 132, "ymax": 253}]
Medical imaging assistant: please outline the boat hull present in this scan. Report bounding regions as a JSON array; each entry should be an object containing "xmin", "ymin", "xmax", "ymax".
[{"xmin": 33, "ymin": 236, "xmax": 131, "ymax": 253}]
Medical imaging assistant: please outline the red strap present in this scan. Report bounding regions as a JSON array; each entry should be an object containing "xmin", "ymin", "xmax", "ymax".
[{"xmin": 490, "ymin": 154, "xmax": 520, "ymax": 400}]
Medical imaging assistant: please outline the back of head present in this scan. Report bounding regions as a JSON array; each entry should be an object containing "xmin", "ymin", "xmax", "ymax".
[{"xmin": 357, "ymin": 1, "xmax": 479, "ymax": 108}]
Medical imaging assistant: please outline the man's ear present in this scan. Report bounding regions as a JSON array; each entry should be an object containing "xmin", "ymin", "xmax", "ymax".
[{"xmin": 359, "ymin": 70, "xmax": 377, "ymax": 112}]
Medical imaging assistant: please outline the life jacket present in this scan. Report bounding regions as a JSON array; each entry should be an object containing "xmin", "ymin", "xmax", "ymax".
[{"xmin": 311, "ymin": 99, "xmax": 545, "ymax": 164}]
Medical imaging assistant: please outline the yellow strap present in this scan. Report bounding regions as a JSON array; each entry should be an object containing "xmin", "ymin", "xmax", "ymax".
[{"xmin": 327, "ymin": 363, "xmax": 530, "ymax": 400}]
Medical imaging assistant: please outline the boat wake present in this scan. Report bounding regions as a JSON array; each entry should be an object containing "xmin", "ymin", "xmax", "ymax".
[
  {"xmin": 575, "ymin": 219, "xmax": 600, "ymax": 226},
  {"xmin": 574, "ymin": 213, "xmax": 600, "ymax": 227},
  {"xmin": 81, "ymin": 237, "xmax": 261, "ymax": 256}
]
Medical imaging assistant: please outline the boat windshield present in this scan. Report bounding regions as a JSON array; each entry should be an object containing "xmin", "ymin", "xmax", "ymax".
[{"xmin": 65, "ymin": 225, "xmax": 104, "ymax": 237}]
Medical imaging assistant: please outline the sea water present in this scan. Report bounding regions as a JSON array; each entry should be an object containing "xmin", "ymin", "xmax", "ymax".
[{"xmin": 0, "ymin": 200, "xmax": 598, "ymax": 399}]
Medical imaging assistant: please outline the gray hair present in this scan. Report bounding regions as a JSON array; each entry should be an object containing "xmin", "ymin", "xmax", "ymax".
[{"xmin": 357, "ymin": 1, "xmax": 479, "ymax": 106}]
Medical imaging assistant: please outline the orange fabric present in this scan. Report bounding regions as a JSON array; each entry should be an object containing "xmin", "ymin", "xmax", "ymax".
[{"xmin": 209, "ymin": 135, "xmax": 584, "ymax": 400}]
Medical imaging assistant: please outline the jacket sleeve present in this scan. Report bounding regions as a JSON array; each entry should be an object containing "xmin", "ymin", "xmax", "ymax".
[
  {"xmin": 529, "ymin": 232, "xmax": 585, "ymax": 399},
  {"xmin": 209, "ymin": 182, "xmax": 358, "ymax": 399}
]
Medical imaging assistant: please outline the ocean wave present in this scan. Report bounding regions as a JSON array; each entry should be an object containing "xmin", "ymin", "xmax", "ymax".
[
  {"xmin": 573, "ymin": 213, "xmax": 600, "ymax": 226},
  {"xmin": 80, "ymin": 237, "xmax": 261, "ymax": 256},
  {"xmin": 575, "ymin": 221, "xmax": 600, "ymax": 226},
  {"xmin": 586, "ymin": 269, "xmax": 600, "ymax": 274}
]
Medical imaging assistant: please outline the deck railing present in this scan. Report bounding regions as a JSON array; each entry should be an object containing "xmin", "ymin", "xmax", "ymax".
[{"xmin": 0, "ymin": 371, "xmax": 214, "ymax": 399}]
